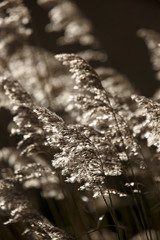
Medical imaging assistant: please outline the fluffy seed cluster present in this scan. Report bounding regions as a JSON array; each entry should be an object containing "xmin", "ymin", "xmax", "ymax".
[
  {"xmin": 132, "ymin": 95, "xmax": 160, "ymax": 152},
  {"xmin": 0, "ymin": 1, "xmax": 160, "ymax": 239},
  {"xmin": 0, "ymin": 179, "xmax": 74, "ymax": 240},
  {"xmin": 38, "ymin": 0, "xmax": 98, "ymax": 46}
]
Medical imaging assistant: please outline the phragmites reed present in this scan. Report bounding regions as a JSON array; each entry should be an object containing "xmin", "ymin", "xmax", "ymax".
[{"xmin": 0, "ymin": 0, "xmax": 160, "ymax": 240}]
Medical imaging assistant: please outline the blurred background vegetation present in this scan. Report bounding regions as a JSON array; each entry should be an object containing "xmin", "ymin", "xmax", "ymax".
[
  {"xmin": 25, "ymin": 0, "xmax": 160, "ymax": 96},
  {"xmin": 0, "ymin": 1, "xmax": 160, "ymax": 240}
]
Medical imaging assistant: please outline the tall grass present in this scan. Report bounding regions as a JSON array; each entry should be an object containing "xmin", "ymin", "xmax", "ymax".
[{"xmin": 0, "ymin": 1, "xmax": 160, "ymax": 240}]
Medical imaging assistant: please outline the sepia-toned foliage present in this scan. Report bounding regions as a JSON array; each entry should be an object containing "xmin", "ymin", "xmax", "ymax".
[{"xmin": 0, "ymin": 0, "xmax": 160, "ymax": 240}]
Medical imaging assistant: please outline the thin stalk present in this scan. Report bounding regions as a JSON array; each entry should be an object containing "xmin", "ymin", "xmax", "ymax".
[
  {"xmin": 106, "ymin": 96, "xmax": 151, "ymax": 240},
  {"xmin": 99, "ymin": 187, "xmax": 122, "ymax": 240}
]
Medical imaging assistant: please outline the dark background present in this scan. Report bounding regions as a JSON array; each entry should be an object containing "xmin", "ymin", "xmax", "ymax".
[
  {"xmin": 26, "ymin": 0, "xmax": 160, "ymax": 96},
  {"xmin": 76, "ymin": 0, "xmax": 160, "ymax": 96}
]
